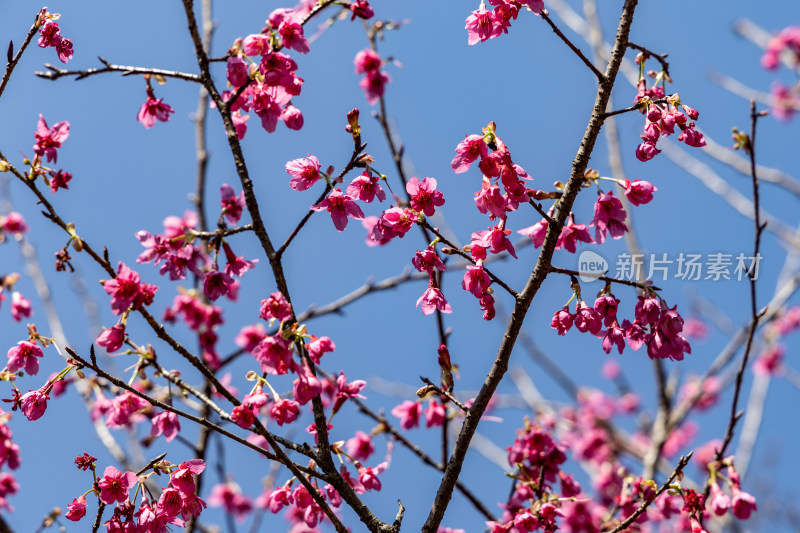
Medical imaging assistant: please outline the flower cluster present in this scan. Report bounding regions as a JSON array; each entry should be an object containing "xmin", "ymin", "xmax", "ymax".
[
  {"xmin": 220, "ymin": 3, "xmax": 336, "ymax": 136},
  {"xmin": 354, "ymin": 49, "xmax": 391, "ymax": 105},
  {"xmin": 634, "ymin": 82, "xmax": 705, "ymax": 161},
  {"xmin": 65, "ymin": 458, "xmax": 207, "ymax": 529},
  {"xmin": 465, "ymin": 0, "xmax": 544, "ymax": 45},
  {"xmin": 36, "ymin": 10, "xmax": 73, "ymax": 63},
  {"xmin": 551, "ymin": 290, "xmax": 691, "ymax": 361},
  {"xmin": 759, "ymin": 26, "xmax": 800, "ymax": 120}
]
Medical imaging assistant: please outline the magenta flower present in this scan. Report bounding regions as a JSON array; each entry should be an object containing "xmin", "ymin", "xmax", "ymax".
[
  {"xmin": 391, "ymin": 400, "xmax": 422, "ymax": 430},
  {"xmin": 270, "ymin": 398, "xmax": 300, "ymax": 426},
  {"xmin": 359, "ymin": 70, "xmax": 391, "ymax": 105},
  {"xmin": 350, "ymin": 1, "xmax": 374, "ymax": 20},
  {"xmin": 574, "ymin": 302, "xmax": 602, "ymax": 335},
  {"xmin": 452, "ymin": 134, "xmax": 489, "ymax": 173},
  {"xmin": 635, "ymin": 141, "xmax": 660, "ymax": 162},
  {"xmin": 417, "ymin": 279, "xmax": 453, "ymax": 316},
  {"xmin": 223, "ymin": 242, "xmax": 258, "ymax": 277},
  {"xmin": 259, "ymin": 291, "xmax": 293, "ymax": 323},
  {"xmin": 412, "ymin": 247, "xmax": 446, "ymax": 275},
  {"xmin": 518, "ymin": 218, "xmax": 548, "ymax": 248},
  {"xmin": 170, "ymin": 459, "xmax": 206, "ymax": 495},
  {"xmin": 425, "ymin": 401, "xmax": 446, "ymax": 428},
  {"xmin": 306, "ymin": 335, "xmax": 335, "ymax": 364},
  {"xmin": 33, "ymin": 114, "xmax": 69, "ymax": 163},
  {"xmin": 407, "ymin": 177, "xmax": 445, "ymax": 216},
  {"xmin": 65, "ymin": 495, "xmax": 87, "ymax": 521},
  {"xmin": 462, "ymin": 263, "xmax": 491, "ymax": 297},
  {"xmin": 619, "ymin": 178, "xmax": 657, "ymax": 206},
  {"xmin": 347, "ymin": 171, "xmax": 386, "ymax": 203},
  {"xmin": 96, "ymin": 324, "xmax": 126, "ymax": 353},
  {"xmin": 474, "ymin": 181, "xmax": 506, "ymax": 218},
  {"xmin": 278, "ymin": 18, "xmax": 310, "ymax": 54},
  {"xmin": 346, "ymin": 431, "xmax": 375, "ymax": 461},
  {"xmin": 20, "ymin": 389, "xmax": 49, "ymax": 421},
  {"xmin": 354, "ymin": 49, "xmax": 382, "ymax": 74},
  {"xmin": 226, "ymin": 56, "xmax": 249, "ymax": 87},
  {"xmin": 311, "ymin": 188, "xmax": 365, "ymax": 231},
  {"xmin": 203, "ymin": 269, "xmax": 235, "ymax": 301},
  {"xmin": 590, "ymin": 190, "xmax": 628, "ymax": 243},
  {"xmin": 243, "ymin": 33, "xmax": 271, "ymax": 56},
  {"xmin": 472, "ymin": 223, "xmax": 517, "ymax": 258},
  {"xmin": 731, "ymin": 488, "xmax": 757, "ymax": 519},
  {"xmin": 551, "ymin": 307, "xmax": 573, "ymax": 336},
  {"xmin": 137, "ymin": 96, "xmax": 175, "ymax": 129},
  {"xmin": 47, "ymin": 169, "xmax": 72, "ymax": 192},
  {"xmin": 292, "ymin": 367, "xmax": 322, "ymax": 405},
  {"xmin": 465, "ymin": 6, "xmax": 502, "ymax": 45},
  {"xmin": 56, "ymin": 38, "xmax": 73, "ymax": 63},
  {"xmin": 593, "ymin": 295, "xmax": 620, "ymax": 327},
  {"xmin": 281, "ymin": 104, "xmax": 304, "ymax": 130},
  {"xmin": 679, "ymin": 124, "xmax": 707, "ymax": 147},
  {"xmin": 252, "ymin": 334, "xmax": 293, "ymax": 375},
  {"xmin": 102, "ymin": 262, "xmax": 157, "ymax": 315},
  {"xmin": 7, "ymin": 341, "xmax": 44, "ymax": 375},
  {"xmin": 601, "ymin": 322, "xmax": 625, "ymax": 354},
  {"xmin": 105, "ymin": 391, "xmax": 150, "ymax": 428},
  {"xmin": 38, "ymin": 21, "xmax": 62, "ymax": 48},
  {"xmin": 150, "ymin": 410, "xmax": 181, "ymax": 442},
  {"xmin": 97, "ymin": 466, "xmax": 138, "ymax": 504},
  {"xmin": 2, "ymin": 212, "xmax": 29, "ymax": 234},
  {"xmin": 220, "ymin": 184, "xmax": 246, "ymax": 225},
  {"xmin": 556, "ymin": 219, "xmax": 592, "ymax": 253},
  {"xmin": 286, "ymin": 155, "xmax": 321, "ymax": 191}
]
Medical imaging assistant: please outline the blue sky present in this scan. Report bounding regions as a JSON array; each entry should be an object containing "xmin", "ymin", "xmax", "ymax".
[{"xmin": 1, "ymin": 0, "xmax": 800, "ymax": 531}]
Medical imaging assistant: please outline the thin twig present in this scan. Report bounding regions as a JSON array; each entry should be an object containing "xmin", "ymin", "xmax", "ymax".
[
  {"xmin": 541, "ymin": 11, "xmax": 604, "ymax": 80},
  {"xmin": 0, "ymin": 10, "xmax": 40, "ymax": 100},
  {"xmin": 602, "ymin": 453, "xmax": 692, "ymax": 533}
]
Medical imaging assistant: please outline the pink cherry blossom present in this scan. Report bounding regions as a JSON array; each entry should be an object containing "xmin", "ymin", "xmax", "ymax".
[
  {"xmin": 590, "ymin": 190, "xmax": 628, "ymax": 243},
  {"xmin": 346, "ymin": 431, "xmax": 375, "ymax": 461},
  {"xmin": 551, "ymin": 307, "xmax": 573, "ymax": 336},
  {"xmin": 346, "ymin": 171, "xmax": 386, "ymax": 203},
  {"xmin": 270, "ymin": 398, "xmax": 300, "ymax": 425},
  {"xmin": 451, "ymin": 134, "xmax": 488, "ymax": 173},
  {"xmin": 417, "ymin": 279, "xmax": 453, "ymax": 315},
  {"xmin": 260, "ymin": 291, "xmax": 293, "ymax": 323},
  {"xmin": 96, "ymin": 324, "xmax": 126, "ymax": 353},
  {"xmin": 407, "ymin": 177, "xmax": 445, "ymax": 216},
  {"xmin": 220, "ymin": 184, "xmax": 246, "ymax": 225},
  {"xmin": 465, "ymin": 6, "xmax": 502, "ymax": 45},
  {"xmin": 98, "ymin": 466, "xmax": 138, "ymax": 504},
  {"xmin": 33, "ymin": 114, "xmax": 69, "ymax": 163},
  {"xmin": 391, "ymin": 400, "xmax": 422, "ymax": 430},
  {"xmin": 462, "ymin": 263, "xmax": 491, "ymax": 297},
  {"xmin": 618, "ymin": 179, "xmax": 657, "ymax": 206},
  {"xmin": 6, "ymin": 341, "xmax": 43, "ymax": 375},
  {"xmin": 63, "ymin": 495, "xmax": 86, "ymax": 521},
  {"xmin": 286, "ymin": 155, "xmax": 321, "ymax": 191},
  {"xmin": 20, "ymin": 389, "xmax": 49, "ymax": 421},
  {"xmin": 354, "ymin": 49, "xmax": 382, "ymax": 74},
  {"xmin": 47, "ymin": 169, "xmax": 72, "ymax": 192},
  {"xmin": 310, "ymin": 188, "xmax": 365, "ymax": 231},
  {"xmin": 150, "ymin": 410, "xmax": 181, "ymax": 442},
  {"xmin": 137, "ymin": 96, "xmax": 175, "ymax": 129},
  {"xmin": 278, "ymin": 17, "xmax": 310, "ymax": 54}
]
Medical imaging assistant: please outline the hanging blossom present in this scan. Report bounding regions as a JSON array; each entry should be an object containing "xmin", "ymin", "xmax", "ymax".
[
  {"xmin": 354, "ymin": 49, "xmax": 391, "ymax": 105},
  {"xmin": 310, "ymin": 188, "xmax": 365, "ymax": 231},
  {"xmin": 633, "ymin": 73, "xmax": 705, "ymax": 162},
  {"xmin": 37, "ymin": 10, "xmax": 74, "ymax": 63},
  {"xmin": 465, "ymin": 0, "xmax": 543, "ymax": 45},
  {"xmin": 137, "ymin": 83, "xmax": 175, "ymax": 129},
  {"xmin": 33, "ymin": 114, "xmax": 69, "ymax": 164}
]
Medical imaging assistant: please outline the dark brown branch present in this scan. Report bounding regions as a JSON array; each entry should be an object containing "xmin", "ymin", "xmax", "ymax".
[
  {"xmin": 0, "ymin": 10, "xmax": 40, "ymax": 101},
  {"xmin": 711, "ymin": 100, "xmax": 767, "ymax": 472},
  {"xmin": 420, "ymin": 2, "xmax": 639, "ymax": 530},
  {"xmin": 420, "ymin": 377, "xmax": 467, "ymax": 413},
  {"xmin": 541, "ymin": 11, "xmax": 604, "ymax": 81}
]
